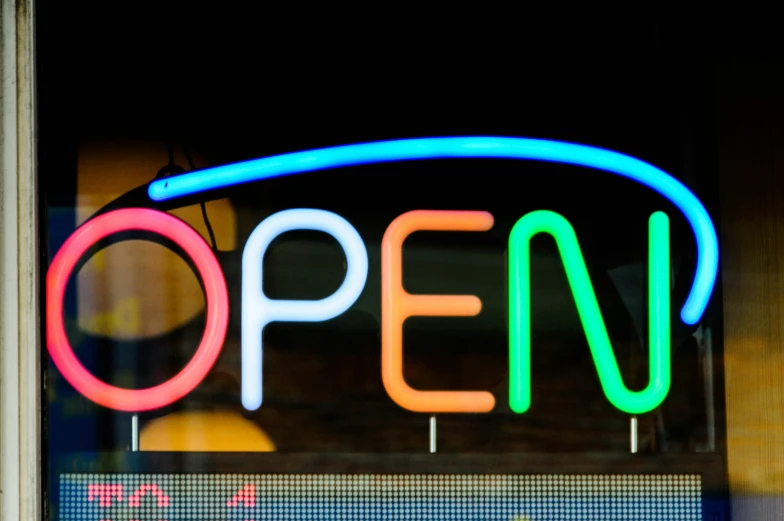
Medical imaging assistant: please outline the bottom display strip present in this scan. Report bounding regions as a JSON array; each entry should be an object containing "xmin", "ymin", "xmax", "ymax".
[{"xmin": 59, "ymin": 472, "xmax": 703, "ymax": 520}]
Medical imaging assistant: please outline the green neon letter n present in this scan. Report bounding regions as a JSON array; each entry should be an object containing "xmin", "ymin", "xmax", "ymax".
[{"xmin": 508, "ymin": 210, "xmax": 670, "ymax": 415}]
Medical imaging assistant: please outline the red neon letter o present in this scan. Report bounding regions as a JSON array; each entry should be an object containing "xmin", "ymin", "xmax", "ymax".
[{"xmin": 46, "ymin": 208, "xmax": 229, "ymax": 412}]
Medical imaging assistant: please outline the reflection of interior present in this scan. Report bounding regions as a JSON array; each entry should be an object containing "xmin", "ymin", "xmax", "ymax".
[
  {"xmin": 138, "ymin": 372, "xmax": 276, "ymax": 452},
  {"xmin": 139, "ymin": 411, "xmax": 275, "ymax": 452},
  {"xmin": 76, "ymin": 140, "xmax": 236, "ymax": 339}
]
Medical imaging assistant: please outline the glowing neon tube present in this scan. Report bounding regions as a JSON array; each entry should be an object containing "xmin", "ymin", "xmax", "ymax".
[
  {"xmin": 508, "ymin": 210, "xmax": 670, "ymax": 415},
  {"xmin": 46, "ymin": 208, "xmax": 229, "ymax": 412},
  {"xmin": 381, "ymin": 210, "xmax": 496, "ymax": 413},
  {"xmin": 147, "ymin": 137, "xmax": 717, "ymax": 325},
  {"xmin": 241, "ymin": 208, "xmax": 369, "ymax": 410}
]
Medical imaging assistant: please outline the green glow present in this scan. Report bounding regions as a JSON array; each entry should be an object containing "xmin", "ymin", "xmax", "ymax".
[{"xmin": 508, "ymin": 210, "xmax": 670, "ymax": 415}]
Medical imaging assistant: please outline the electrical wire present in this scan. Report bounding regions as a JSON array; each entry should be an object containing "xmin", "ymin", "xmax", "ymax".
[
  {"xmin": 154, "ymin": 138, "xmax": 219, "ymax": 251},
  {"xmin": 182, "ymin": 144, "xmax": 218, "ymax": 251}
]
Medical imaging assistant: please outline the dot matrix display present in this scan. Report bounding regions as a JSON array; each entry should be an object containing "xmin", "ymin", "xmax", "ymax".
[{"xmin": 59, "ymin": 473, "xmax": 703, "ymax": 520}]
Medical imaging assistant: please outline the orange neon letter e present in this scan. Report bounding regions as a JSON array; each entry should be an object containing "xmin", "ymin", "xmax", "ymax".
[{"xmin": 381, "ymin": 210, "xmax": 496, "ymax": 413}]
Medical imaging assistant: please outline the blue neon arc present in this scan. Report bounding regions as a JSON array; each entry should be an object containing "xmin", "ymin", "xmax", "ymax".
[{"xmin": 147, "ymin": 136, "xmax": 718, "ymax": 325}]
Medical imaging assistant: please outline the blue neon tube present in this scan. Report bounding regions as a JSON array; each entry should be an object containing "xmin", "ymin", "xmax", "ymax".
[{"xmin": 147, "ymin": 136, "xmax": 717, "ymax": 325}]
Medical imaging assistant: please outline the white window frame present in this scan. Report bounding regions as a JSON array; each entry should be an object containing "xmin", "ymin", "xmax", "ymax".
[{"xmin": 1, "ymin": 0, "xmax": 40, "ymax": 519}]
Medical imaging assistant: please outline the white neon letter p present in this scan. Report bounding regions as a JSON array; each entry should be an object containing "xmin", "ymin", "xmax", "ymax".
[{"xmin": 241, "ymin": 209, "xmax": 368, "ymax": 410}]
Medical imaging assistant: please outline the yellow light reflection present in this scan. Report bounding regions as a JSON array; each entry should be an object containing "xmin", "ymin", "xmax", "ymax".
[
  {"xmin": 76, "ymin": 140, "xmax": 237, "ymax": 340},
  {"xmin": 139, "ymin": 411, "xmax": 275, "ymax": 452}
]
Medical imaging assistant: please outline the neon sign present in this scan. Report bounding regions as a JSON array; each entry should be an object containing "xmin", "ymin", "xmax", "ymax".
[
  {"xmin": 241, "ymin": 209, "xmax": 369, "ymax": 411},
  {"xmin": 508, "ymin": 210, "xmax": 670, "ymax": 415},
  {"xmin": 47, "ymin": 137, "xmax": 718, "ymax": 415},
  {"xmin": 46, "ymin": 209, "xmax": 229, "ymax": 411},
  {"xmin": 381, "ymin": 210, "xmax": 497, "ymax": 413}
]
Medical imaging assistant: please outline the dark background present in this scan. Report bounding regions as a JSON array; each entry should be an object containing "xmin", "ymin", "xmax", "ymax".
[
  {"xmin": 38, "ymin": 4, "xmax": 725, "ymax": 189},
  {"xmin": 39, "ymin": 2, "xmax": 774, "ymax": 460}
]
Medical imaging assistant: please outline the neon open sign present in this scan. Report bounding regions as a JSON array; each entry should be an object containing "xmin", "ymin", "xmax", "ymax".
[{"xmin": 46, "ymin": 137, "xmax": 718, "ymax": 416}]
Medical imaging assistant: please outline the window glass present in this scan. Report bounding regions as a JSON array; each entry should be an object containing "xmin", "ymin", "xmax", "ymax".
[{"xmin": 38, "ymin": 4, "xmax": 727, "ymax": 519}]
